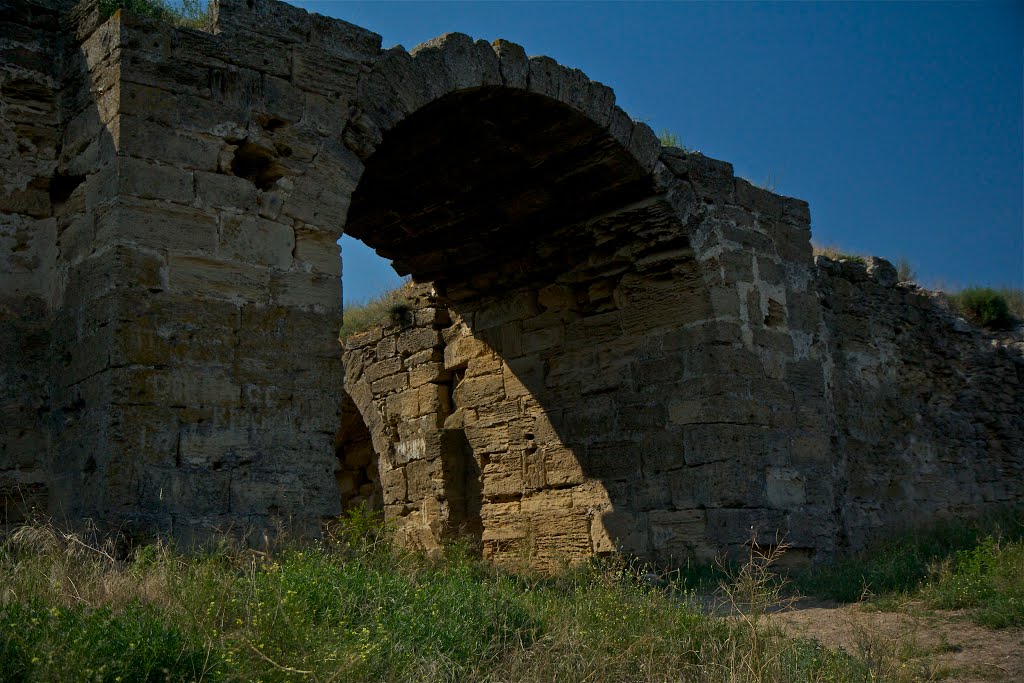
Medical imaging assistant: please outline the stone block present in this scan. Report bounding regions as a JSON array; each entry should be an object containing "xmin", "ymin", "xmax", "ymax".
[
  {"xmin": 373, "ymin": 373, "xmax": 409, "ymax": 396},
  {"xmin": 443, "ymin": 335, "xmax": 491, "ymax": 370},
  {"xmin": 117, "ymin": 156, "xmax": 193, "ymax": 203},
  {"xmin": 292, "ymin": 44, "xmax": 363, "ymax": 99},
  {"xmin": 474, "ymin": 291, "xmax": 539, "ymax": 331},
  {"xmin": 397, "ymin": 327, "xmax": 441, "ymax": 356},
  {"xmin": 409, "ymin": 362, "xmax": 449, "ymax": 388},
  {"xmin": 219, "ymin": 215, "xmax": 294, "ymax": 270},
  {"xmin": 381, "ymin": 386, "xmax": 419, "ymax": 419},
  {"xmin": 464, "ymin": 422, "xmax": 510, "ymax": 455},
  {"xmin": 765, "ymin": 467, "xmax": 806, "ymax": 506},
  {"xmin": 583, "ymin": 440, "xmax": 641, "ymax": 481},
  {"xmin": 168, "ymin": 253, "xmax": 269, "ymax": 302},
  {"xmin": 113, "ymin": 114, "xmax": 221, "ymax": 171},
  {"xmin": 270, "ymin": 271, "xmax": 341, "ymax": 310},
  {"xmin": 405, "ymin": 458, "xmax": 439, "ymax": 499},
  {"xmin": 100, "ymin": 201, "xmax": 218, "ymax": 252},
  {"xmin": 195, "ymin": 170, "xmax": 257, "ymax": 210},
  {"xmin": 294, "ymin": 228, "xmax": 341, "ymax": 276},
  {"xmin": 542, "ymin": 446, "xmax": 584, "ymax": 487},
  {"xmin": 648, "ymin": 509, "xmax": 706, "ymax": 553},
  {"xmin": 363, "ymin": 356, "xmax": 403, "ymax": 384},
  {"xmin": 453, "ymin": 374, "xmax": 504, "ymax": 407},
  {"xmin": 482, "ymin": 455, "xmax": 523, "ymax": 501}
]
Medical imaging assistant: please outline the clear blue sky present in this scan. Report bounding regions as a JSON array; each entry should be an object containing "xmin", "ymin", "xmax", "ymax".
[{"xmin": 287, "ymin": 1, "xmax": 1024, "ymax": 304}]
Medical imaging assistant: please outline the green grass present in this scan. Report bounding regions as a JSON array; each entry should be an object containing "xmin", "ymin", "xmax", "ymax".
[
  {"xmin": 1, "ymin": 513, "xmax": 890, "ymax": 683},
  {"xmin": 657, "ymin": 128, "xmax": 692, "ymax": 153},
  {"xmin": 921, "ymin": 534, "xmax": 1024, "ymax": 628},
  {"xmin": 812, "ymin": 243, "xmax": 867, "ymax": 265},
  {"xmin": 791, "ymin": 509, "xmax": 1024, "ymax": 627},
  {"xmin": 339, "ymin": 282, "xmax": 414, "ymax": 341},
  {"xmin": 98, "ymin": 0, "xmax": 212, "ymax": 29},
  {"xmin": 948, "ymin": 287, "xmax": 1020, "ymax": 330}
]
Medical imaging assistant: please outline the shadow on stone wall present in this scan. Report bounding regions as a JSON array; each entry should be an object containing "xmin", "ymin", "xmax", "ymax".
[
  {"xmin": 1, "ymin": 0, "xmax": 128, "ymax": 530},
  {"xmin": 339, "ymin": 86, "xmax": 835, "ymax": 569}
]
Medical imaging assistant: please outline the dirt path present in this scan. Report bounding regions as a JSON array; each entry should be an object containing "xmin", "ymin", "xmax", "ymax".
[{"xmin": 773, "ymin": 600, "xmax": 1024, "ymax": 682}]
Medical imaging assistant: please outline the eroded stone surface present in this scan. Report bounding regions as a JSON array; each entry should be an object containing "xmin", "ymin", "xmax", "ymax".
[{"xmin": 1, "ymin": 0, "xmax": 1021, "ymax": 566}]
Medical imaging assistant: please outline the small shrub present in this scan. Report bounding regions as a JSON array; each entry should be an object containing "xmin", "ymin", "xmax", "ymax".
[
  {"xmin": 949, "ymin": 287, "xmax": 1015, "ymax": 329},
  {"xmin": 998, "ymin": 286, "xmax": 1024, "ymax": 319},
  {"xmin": 895, "ymin": 257, "xmax": 916, "ymax": 283}
]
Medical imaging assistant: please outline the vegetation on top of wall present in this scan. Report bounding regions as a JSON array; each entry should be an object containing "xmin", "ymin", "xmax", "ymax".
[
  {"xmin": 812, "ymin": 242, "xmax": 1022, "ymax": 330},
  {"xmin": 657, "ymin": 128, "xmax": 692, "ymax": 153},
  {"xmin": 894, "ymin": 257, "xmax": 916, "ymax": 283},
  {"xmin": 811, "ymin": 243, "xmax": 867, "ymax": 265},
  {"xmin": 948, "ymin": 287, "xmax": 1020, "ymax": 330},
  {"xmin": 98, "ymin": 0, "xmax": 212, "ymax": 29},
  {"xmin": 339, "ymin": 281, "xmax": 414, "ymax": 341}
]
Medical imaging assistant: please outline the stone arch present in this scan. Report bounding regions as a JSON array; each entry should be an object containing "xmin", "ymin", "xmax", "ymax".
[
  {"xmin": 274, "ymin": 25, "xmax": 836, "ymax": 567},
  {"xmin": 5, "ymin": 0, "xmax": 1021, "ymax": 568},
  {"xmin": 16, "ymin": 0, "xmax": 841, "ymax": 565},
  {"xmin": 329, "ymin": 34, "xmax": 752, "ymax": 565}
]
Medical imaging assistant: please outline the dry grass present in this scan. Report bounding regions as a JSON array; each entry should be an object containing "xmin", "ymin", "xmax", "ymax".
[
  {"xmin": 812, "ymin": 242, "xmax": 868, "ymax": 264},
  {"xmin": 339, "ymin": 279, "xmax": 415, "ymax": 341},
  {"xmin": 1, "ymin": 516, "xmax": 901, "ymax": 683}
]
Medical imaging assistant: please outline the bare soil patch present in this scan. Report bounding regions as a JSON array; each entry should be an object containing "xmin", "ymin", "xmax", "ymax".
[{"xmin": 774, "ymin": 599, "xmax": 1024, "ymax": 682}]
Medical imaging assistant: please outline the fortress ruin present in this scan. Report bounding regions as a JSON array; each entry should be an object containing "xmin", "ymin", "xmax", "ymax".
[{"xmin": 2, "ymin": 0, "xmax": 1022, "ymax": 567}]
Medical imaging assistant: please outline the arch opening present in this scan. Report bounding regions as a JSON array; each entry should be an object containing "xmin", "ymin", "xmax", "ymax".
[
  {"xmin": 335, "ymin": 388, "xmax": 382, "ymax": 514},
  {"xmin": 340, "ymin": 85, "xmax": 719, "ymax": 567},
  {"xmin": 345, "ymin": 87, "xmax": 662, "ymax": 297}
]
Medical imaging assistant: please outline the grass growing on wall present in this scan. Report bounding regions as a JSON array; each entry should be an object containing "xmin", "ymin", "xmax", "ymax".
[
  {"xmin": 339, "ymin": 281, "xmax": 415, "ymax": 341},
  {"xmin": 948, "ymin": 287, "xmax": 1021, "ymax": 330},
  {"xmin": 811, "ymin": 243, "xmax": 868, "ymax": 265},
  {"xmin": 98, "ymin": 0, "xmax": 212, "ymax": 29},
  {"xmin": 811, "ymin": 242, "xmax": 1022, "ymax": 327}
]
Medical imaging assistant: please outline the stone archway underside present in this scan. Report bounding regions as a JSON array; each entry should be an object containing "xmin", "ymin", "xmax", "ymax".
[{"xmin": 2, "ymin": 0, "xmax": 1021, "ymax": 566}]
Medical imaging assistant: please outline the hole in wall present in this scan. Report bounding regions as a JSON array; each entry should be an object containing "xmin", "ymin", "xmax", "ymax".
[
  {"xmin": 764, "ymin": 298, "xmax": 786, "ymax": 328},
  {"xmin": 229, "ymin": 140, "xmax": 286, "ymax": 191},
  {"xmin": 49, "ymin": 173, "xmax": 85, "ymax": 209},
  {"xmin": 260, "ymin": 116, "xmax": 287, "ymax": 132}
]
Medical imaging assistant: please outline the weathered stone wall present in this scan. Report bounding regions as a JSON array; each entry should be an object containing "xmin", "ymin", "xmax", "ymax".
[
  {"xmin": 343, "ymin": 256, "xmax": 1024, "ymax": 566},
  {"xmin": 1, "ymin": 0, "xmax": 118, "ymax": 526},
  {"xmin": 818, "ymin": 256, "xmax": 1024, "ymax": 550},
  {"xmin": 1, "ymin": 0, "xmax": 1020, "ymax": 563},
  {"xmin": 341, "ymin": 147, "xmax": 843, "ymax": 568}
]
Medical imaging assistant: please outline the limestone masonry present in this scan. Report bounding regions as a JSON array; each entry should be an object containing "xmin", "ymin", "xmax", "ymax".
[{"xmin": 2, "ymin": 0, "xmax": 1022, "ymax": 566}]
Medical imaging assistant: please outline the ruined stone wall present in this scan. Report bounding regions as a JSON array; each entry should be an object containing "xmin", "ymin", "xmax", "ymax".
[
  {"xmin": 819, "ymin": 256, "xmax": 1024, "ymax": 550},
  {"xmin": 1, "ymin": 0, "xmax": 62, "ymax": 525},
  {"xmin": 2, "ymin": 0, "xmax": 1020, "ymax": 563},
  {"xmin": 341, "ymin": 145, "xmax": 843, "ymax": 569},
  {"xmin": 1, "ymin": 0, "xmax": 119, "ymax": 525},
  {"xmin": 344, "ymin": 255, "xmax": 1024, "ymax": 566}
]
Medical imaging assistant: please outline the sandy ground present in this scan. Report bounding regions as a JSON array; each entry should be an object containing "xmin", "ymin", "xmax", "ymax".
[{"xmin": 773, "ymin": 599, "xmax": 1024, "ymax": 682}]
